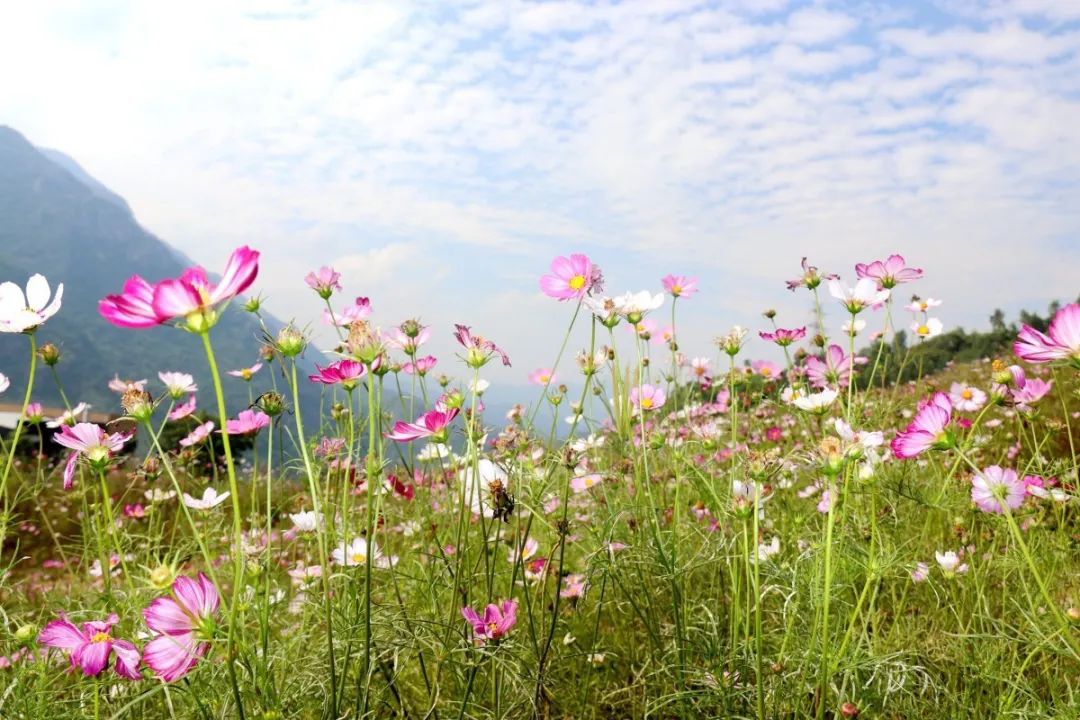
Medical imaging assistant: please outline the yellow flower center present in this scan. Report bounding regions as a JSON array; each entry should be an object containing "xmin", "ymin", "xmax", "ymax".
[
  {"xmin": 568, "ymin": 275, "xmax": 586, "ymax": 290},
  {"xmin": 350, "ymin": 552, "xmax": 367, "ymax": 564},
  {"xmin": 91, "ymin": 632, "xmax": 109, "ymax": 643},
  {"xmin": 917, "ymin": 325, "xmax": 930, "ymax": 335},
  {"xmin": 761, "ymin": 368, "xmax": 772, "ymax": 377},
  {"xmin": 540, "ymin": 374, "xmax": 550, "ymax": 383},
  {"xmin": 487, "ymin": 622, "xmax": 499, "ymax": 634},
  {"xmin": 672, "ymin": 285, "xmax": 682, "ymax": 295},
  {"xmin": 242, "ymin": 369, "xmax": 252, "ymax": 380},
  {"xmin": 962, "ymin": 389, "xmax": 972, "ymax": 400},
  {"xmin": 640, "ymin": 397, "xmax": 653, "ymax": 409}
]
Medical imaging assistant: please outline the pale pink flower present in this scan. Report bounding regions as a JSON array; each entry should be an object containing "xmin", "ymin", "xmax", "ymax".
[
  {"xmin": 1014, "ymin": 303, "xmax": 1080, "ymax": 366},
  {"xmin": 528, "ymin": 368, "xmax": 558, "ymax": 386},
  {"xmin": 108, "ymin": 376, "xmax": 148, "ymax": 394},
  {"xmin": 540, "ymin": 254, "xmax": 598, "ymax": 301},
  {"xmin": 179, "ymin": 421, "xmax": 215, "ymax": 447},
  {"xmin": 323, "ymin": 297, "xmax": 372, "ymax": 327},
  {"xmin": 560, "ymin": 574, "xmax": 587, "ymax": 599},
  {"xmin": 305, "ymin": 266, "xmax": 342, "ymax": 299},
  {"xmin": 805, "ymin": 345, "xmax": 858, "ymax": 389},
  {"xmin": 570, "ymin": 473, "xmax": 603, "ymax": 493},
  {"xmin": 143, "ymin": 573, "xmax": 219, "ymax": 681},
  {"xmin": 225, "ymin": 409, "xmax": 270, "ymax": 435},
  {"xmin": 53, "ymin": 423, "xmax": 133, "ymax": 490},
  {"xmin": 910, "ymin": 562, "xmax": 929, "ymax": 583},
  {"xmin": 948, "ymin": 383, "xmax": 986, "ymax": 412},
  {"xmin": 402, "ymin": 355, "xmax": 437, "ymax": 376},
  {"xmin": 854, "ymin": 254, "xmax": 923, "ymax": 289},
  {"xmin": 971, "ymin": 465, "xmax": 1025, "ymax": 514},
  {"xmin": 227, "ymin": 362, "xmax": 262, "ymax": 381},
  {"xmin": 906, "ymin": 298, "xmax": 942, "ymax": 313},
  {"xmin": 630, "ymin": 384, "xmax": 666, "ymax": 412},
  {"xmin": 828, "ymin": 278, "xmax": 890, "ymax": 314},
  {"xmin": 158, "ymin": 372, "xmax": 197, "ymax": 398},
  {"xmin": 661, "ymin": 274, "xmax": 698, "ymax": 298},
  {"xmin": 169, "ymin": 395, "xmax": 198, "ymax": 421},
  {"xmin": 750, "ymin": 359, "xmax": 782, "ymax": 380},
  {"xmin": 786, "ymin": 257, "xmax": 838, "ymax": 291}
]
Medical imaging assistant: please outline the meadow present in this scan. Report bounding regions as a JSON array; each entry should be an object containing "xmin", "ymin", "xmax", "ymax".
[{"xmin": 0, "ymin": 248, "xmax": 1078, "ymax": 719}]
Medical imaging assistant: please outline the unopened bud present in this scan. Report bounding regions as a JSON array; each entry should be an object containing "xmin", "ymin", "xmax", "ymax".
[{"xmin": 38, "ymin": 342, "xmax": 61, "ymax": 366}]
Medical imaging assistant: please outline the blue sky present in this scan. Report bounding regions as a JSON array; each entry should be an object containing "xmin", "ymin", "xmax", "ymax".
[{"xmin": 2, "ymin": 0, "xmax": 1079, "ymax": 388}]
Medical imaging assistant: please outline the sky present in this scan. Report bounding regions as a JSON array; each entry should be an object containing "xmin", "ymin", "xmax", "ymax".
[{"xmin": 2, "ymin": 0, "xmax": 1079, "ymax": 390}]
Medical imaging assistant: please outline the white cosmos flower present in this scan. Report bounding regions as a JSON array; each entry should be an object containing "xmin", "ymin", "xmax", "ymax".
[
  {"xmin": 583, "ymin": 295, "xmax": 623, "ymax": 323},
  {"xmin": 935, "ymin": 550, "xmax": 968, "ymax": 576},
  {"xmin": 906, "ymin": 298, "xmax": 942, "ymax": 313},
  {"xmin": 158, "ymin": 372, "xmax": 198, "ymax": 398},
  {"xmin": 793, "ymin": 388, "xmax": 838, "ymax": 413},
  {"xmin": 0, "ymin": 274, "xmax": 63, "ymax": 333},
  {"xmin": 458, "ymin": 458, "xmax": 509, "ymax": 518},
  {"xmin": 417, "ymin": 443, "xmax": 450, "ymax": 461},
  {"xmin": 0, "ymin": 373, "xmax": 8, "ymax": 394},
  {"xmin": 46, "ymin": 402, "xmax": 91, "ymax": 428},
  {"xmin": 470, "ymin": 379, "xmax": 490, "ymax": 395},
  {"xmin": 615, "ymin": 290, "xmax": 664, "ymax": 319},
  {"xmin": 757, "ymin": 537, "xmax": 780, "ymax": 562},
  {"xmin": 910, "ymin": 318, "xmax": 943, "ymax": 341},
  {"xmin": 144, "ymin": 488, "xmax": 177, "ymax": 503},
  {"xmin": 828, "ymin": 278, "xmax": 889, "ymax": 314},
  {"xmin": 182, "ymin": 487, "xmax": 231, "ymax": 510},
  {"xmin": 289, "ymin": 510, "xmax": 320, "ymax": 532},
  {"xmin": 841, "ymin": 319, "xmax": 866, "ymax": 336},
  {"xmin": 332, "ymin": 537, "xmax": 396, "ymax": 568}
]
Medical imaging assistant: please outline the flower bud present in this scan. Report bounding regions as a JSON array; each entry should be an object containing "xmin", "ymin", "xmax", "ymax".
[
  {"xmin": 276, "ymin": 325, "xmax": 306, "ymax": 357},
  {"xmin": 243, "ymin": 296, "xmax": 262, "ymax": 314},
  {"xmin": 15, "ymin": 623, "xmax": 36, "ymax": 643},
  {"xmin": 257, "ymin": 392, "xmax": 286, "ymax": 417},
  {"xmin": 122, "ymin": 388, "xmax": 154, "ymax": 422},
  {"xmin": 149, "ymin": 564, "xmax": 176, "ymax": 590},
  {"xmin": 38, "ymin": 342, "xmax": 61, "ymax": 366}
]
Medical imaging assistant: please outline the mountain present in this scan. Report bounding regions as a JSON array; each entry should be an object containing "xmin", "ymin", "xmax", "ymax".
[{"xmin": 0, "ymin": 125, "xmax": 319, "ymax": 425}]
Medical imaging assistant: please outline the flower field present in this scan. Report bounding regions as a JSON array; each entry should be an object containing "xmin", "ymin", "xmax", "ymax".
[{"xmin": 0, "ymin": 249, "xmax": 1078, "ymax": 719}]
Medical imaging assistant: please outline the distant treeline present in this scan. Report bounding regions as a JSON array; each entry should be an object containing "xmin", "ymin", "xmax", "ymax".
[{"xmin": 853, "ymin": 296, "xmax": 1080, "ymax": 389}]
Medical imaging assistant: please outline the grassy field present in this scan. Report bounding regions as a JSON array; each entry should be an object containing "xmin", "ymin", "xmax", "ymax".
[{"xmin": 0, "ymin": 250, "xmax": 1078, "ymax": 719}]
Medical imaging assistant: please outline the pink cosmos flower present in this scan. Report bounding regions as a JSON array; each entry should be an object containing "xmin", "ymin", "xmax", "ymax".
[
  {"xmin": 323, "ymin": 297, "xmax": 372, "ymax": 327},
  {"xmin": 630, "ymin": 384, "xmax": 666, "ymax": 412},
  {"xmin": 179, "ymin": 421, "xmax": 215, "ymax": 447},
  {"xmin": 304, "ymin": 266, "xmax": 342, "ymax": 299},
  {"xmin": 652, "ymin": 325, "xmax": 675, "ymax": 346},
  {"xmin": 750, "ymin": 359, "xmax": 782, "ymax": 380},
  {"xmin": 786, "ymin": 257, "xmax": 838, "ymax": 291},
  {"xmin": 1013, "ymin": 377, "xmax": 1053, "ymax": 409},
  {"xmin": 661, "ymin": 274, "xmax": 698, "ymax": 298},
  {"xmin": 402, "ymin": 355, "xmax": 437, "ymax": 376},
  {"xmin": 169, "ymin": 395, "xmax": 197, "ymax": 421},
  {"xmin": 108, "ymin": 376, "xmax": 148, "ymax": 394},
  {"xmin": 689, "ymin": 357, "xmax": 710, "ymax": 378},
  {"xmin": 385, "ymin": 397, "xmax": 460, "ymax": 443},
  {"xmin": 570, "ymin": 473, "xmax": 603, "ymax": 493},
  {"xmin": 1014, "ymin": 304, "xmax": 1080, "ymax": 366},
  {"xmin": 227, "ymin": 362, "xmax": 263, "ymax": 381},
  {"xmin": 560, "ymin": 574, "xmax": 587, "ymax": 599},
  {"xmin": 38, "ymin": 612, "xmax": 140, "ymax": 679},
  {"xmin": 23, "ymin": 402, "xmax": 43, "ymax": 422},
  {"xmin": 142, "ymin": 573, "xmax": 219, "ymax": 682},
  {"xmin": 308, "ymin": 359, "xmax": 367, "ymax": 389},
  {"xmin": 971, "ymin": 465, "xmax": 1025, "ymax": 514},
  {"xmin": 461, "ymin": 599, "xmax": 518, "ymax": 644},
  {"xmin": 454, "ymin": 324, "xmax": 511, "ymax": 367},
  {"xmin": 759, "ymin": 327, "xmax": 806, "ymax": 347},
  {"xmin": 539, "ymin": 254, "xmax": 597, "ymax": 301},
  {"xmin": 890, "ymin": 392, "xmax": 953, "ymax": 459},
  {"xmin": 53, "ymin": 423, "xmax": 133, "ymax": 490},
  {"xmin": 805, "ymin": 345, "xmax": 858, "ymax": 389},
  {"xmin": 100, "ymin": 246, "xmax": 259, "ymax": 328},
  {"xmin": 528, "ymin": 368, "xmax": 557, "ymax": 386},
  {"xmin": 854, "ymin": 254, "xmax": 923, "ymax": 289},
  {"xmin": 948, "ymin": 382, "xmax": 987, "ymax": 412},
  {"xmin": 225, "ymin": 409, "xmax": 270, "ymax": 436},
  {"xmin": 389, "ymin": 325, "xmax": 432, "ymax": 355}
]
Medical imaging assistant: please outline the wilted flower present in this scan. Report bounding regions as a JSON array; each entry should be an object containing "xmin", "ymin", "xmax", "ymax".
[
  {"xmin": 786, "ymin": 257, "xmax": 838, "ymax": 291},
  {"xmin": 454, "ymin": 324, "xmax": 511, "ymax": 368}
]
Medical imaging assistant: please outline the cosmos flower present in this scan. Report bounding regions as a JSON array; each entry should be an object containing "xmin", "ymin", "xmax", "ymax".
[
  {"xmin": 1012, "ymin": 377, "xmax": 1053, "ymax": 409},
  {"xmin": 0, "ymin": 274, "xmax": 63, "ymax": 333},
  {"xmin": 828, "ymin": 278, "xmax": 890, "ymax": 314},
  {"xmin": 750, "ymin": 359, "xmax": 782, "ymax": 380},
  {"xmin": 454, "ymin": 324, "xmax": 511, "ymax": 367},
  {"xmin": 759, "ymin": 327, "xmax": 806, "ymax": 346},
  {"xmin": 100, "ymin": 246, "xmax": 259, "ymax": 329},
  {"xmin": 630, "ymin": 384, "xmax": 666, "ymax": 412},
  {"xmin": 385, "ymin": 397, "xmax": 460, "ymax": 443},
  {"xmin": 53, "ymin": 422, "xmax": 133, "ymax": 490},
  {"xmin": 332, "ymin": 537, "xmax": 396, "ymax": 568},
  {"xmin": 615, "ymin": 291, "xmax": 664, "ymax": 322},
  {"xmin": 570, "ymin": 473, "xmax": 603, "ymax": 493},
  {"xmin": 142, "ymin": 573, "xmax": 220, "ymax": 681},
  {"xmin": 305, "ymin": 266, "xmax": 342, "ymax": 299},
  {"xmin": 227, "ymin": 362, "xmax": 263, "ymax": 381},
  {"xmin": 661, "ymin": 274, "xmax": 698, "ymax": 298},
  {"xmin": 158, "ymin": 372, "xmax": 198, "ymax": 399},
  {"xmin": 109, "ymin": 376, "xmax": 148, "ymax": 394},
  {"xmin": 854, "ymin": 254, "xmax": 923, "ymax": 289},
  {"xmin": 182, "ymin": 487, "xmax": 230, "ymax": 510},
  {"xmin": 805, "ymin": 345, "xmax": 859, "ymax": 389},
  {"xmin": 289, "ymin": 510, "xmax": 320, "ymax": 532},
  {"xmin": 169, "ymin": 395, "xmax": 198, "ymax": 421},
  {"xmin": 461, "ymin": 600, "xmax": 518, "ymax": 644},
  {"xmin": 179, "ymin": 421, "xmax": 215, "ymax": 447},
  {"xmin": 308, "ymin": 359, "xmax": 367, "ymax": 390},
  {"xmin": 948, "ymin": 383, "xmax": 986, "ymax": 412},
  {"xmin": 935, "ymin": 551, "xmax": 969, "ymax": 577},
  {"xmin": 906, "ymin": 298, "xmax": 942, "ymax": 313},
  {"xmin": 38, "ymin": 612, "xmax": 140, "ymax": 679},
  {"xmin": 529, "ymin": 368, "xmax": 557, "ymax": 386},
  {"xmin": 388, "ymin": 324, "xmax": 432, "ymax": 355},
  {"xmin": 891, "ymin": 392, "xmax": 953, "ymax": 459},
  {"xmin": 0, "ymin": 373, "xmax": 8, "ymax": 394},
  {"xmin": 402, "ymin": 355, "xmax": 437, "ymax": 376},
  {"xmin": 225, "ymin": 409, "xmax": 270, "ymax": 436},
  {"xmin": 792, "ymin": 389, "xmax": 838, "ymax": 414},
  {"xmin": 1014, "ymin": 304, "xmax": 1080, "ymax": 367},
  {"xmin": 560, "ymin": 574, "xmax": 587, "ymax": 599},
  {"xmin": 323, "ymin": 297, "xmax": 373, "ymax": 327},
  {"xmin": 540, "ymin": 254, "xmax": 599, "ymax": 301},
  {"xmin": 689, "ymin": 357, "xmax": 710, "ymax": 378},
  {"xmin": 970, "ymin": 465, "xmax": 1025, "ymax": 514},
  {"xmin": 910, "ymin": 318, "xmax": 943, "ymax": 340},
  {"xmin": 910, "ymin": 562, "xmax": 930, "ymax": 583},
  {"xmin": 786, "ymin": 257, "xmax": 838, "ymax": 291}
]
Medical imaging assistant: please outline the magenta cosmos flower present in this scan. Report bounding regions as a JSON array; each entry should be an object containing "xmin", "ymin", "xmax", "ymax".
[
  {"xmin": 225, "ymin": 409, "xmax": 270, "ymax": 436},
  {"xmin": 1014, "ymin": 303, "xmax": 1080, "ymax": 368},
  {"xmin": 309, "ymin": 359, "xmax": 367, "ymax": 390},
  {"xmin": 38, "ymin": 612, "xmax": 141, "ymax": 679},
  {"xmin": 759, "ymin": 327, "xmax": 806, "ymax": 347},
  {"xmin": 805, "ymin": 344, "xmax": 859, "ymax": 389},
  {"xmin": 54, "ymin": 422, "xmax": 133, "ymax": 490},
  {"xmin": 304, "ymin": 266, "xmax": 342, "ymax": 299},
  {"xmin": 630, "ymin": 384, "xmax": 666, "ymax": 412},
  {"xmin": 99, "ymin": 246, "xmax": 259, "ymax": 329},
  {"xmin": 385, "ymin": 397, "xmax": 460, "ymax": 443},
  {"xmin": 143, "ymin": 573, "xmax": 219, "ymax": 682},
  {"xmin": 661, "ymin": 274, "xmax": 698, "ymax": 298},
  {"xmin": 891, "ymin": 392, "xmax": 954, "ymax": 459},
  {"xmin": 539, "ymin": 254, "xmax": 598, "ymax": 301},
  {"xmin": 454, "ymin": 324, "xmax": 511, "ymax": 367},
  {"xmin": 461, "ymin": 599, "xmax": 518, "ymax": 644},
  {"xmin": 854, "ymin": 254, "xmax": 923, "ymax": 289},
  {"xmin": 971, "ymin": 466, "xmax": 1025, "ymax": 514}
]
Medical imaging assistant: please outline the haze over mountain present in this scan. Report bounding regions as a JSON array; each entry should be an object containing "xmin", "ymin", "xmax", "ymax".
[{"xmin": 0, "ymin": 125, "xmax": 319, "ymax": 419}]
